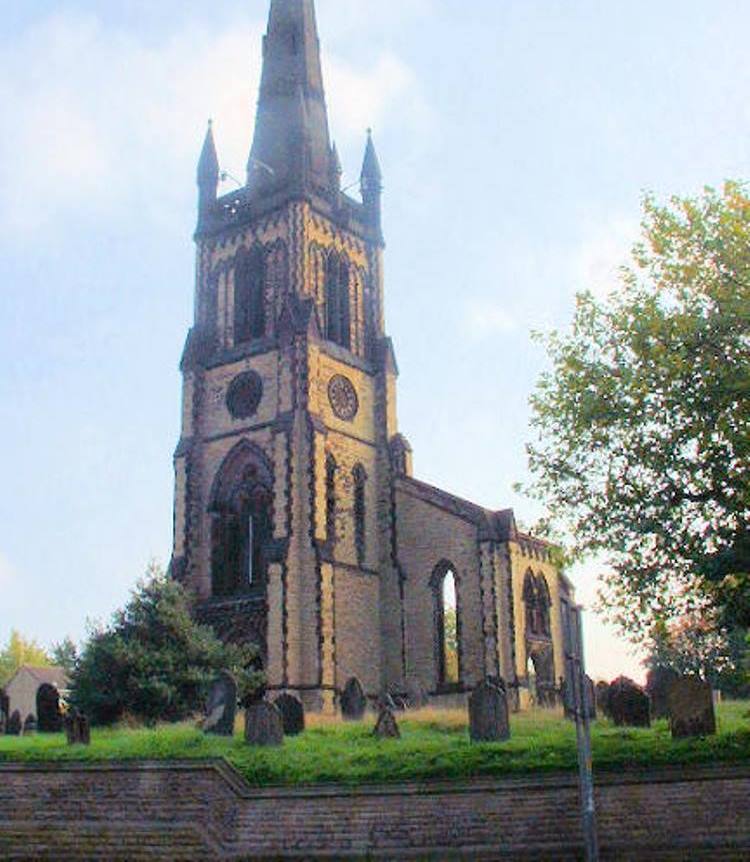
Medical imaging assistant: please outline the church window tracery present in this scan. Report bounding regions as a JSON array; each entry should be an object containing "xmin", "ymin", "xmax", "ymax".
[
  {"xmin": 234, "ymin": 246, "xmax": 266, "ymax": 344},
  {"xmin": 325, "ymin": 252, "xmax": 351, "ymax": 349}
]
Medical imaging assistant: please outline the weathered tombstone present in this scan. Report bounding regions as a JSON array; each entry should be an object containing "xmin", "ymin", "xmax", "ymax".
[
  {"xmin": 36, "ymin": 683, "xmax": 63, "ymax": 733},
  {"xmin": 595, "ymin": 682, "xmax": 611, "ymax": 719},
  {"xmin": 203, "ymin": 671, "xmax": 237, "ymax": 736},
  {"xmin": 667, "ymin": 676, "xmax": 716, "ymax": 739},
  {"xmin": 608, "ymin": 676, "xmax": 650, "ymax": 728},
  {"xmin": 64, "ymin": 710, "xmax": 91, "ymax": 746},
  {"xmin": 373, "ymin": 708, "xmax": 400, "ymax": 739},
  {"xmin": 469, "ymin": 679, "xmax": 511, "ymax": 743},
  {"xmin": 275, "ymin": 693, "xmax": 305, "ymax": 736},
  {"xmin": 340, "ymin": 677, "xmax": 367, "ymax": 721},
  {"xmin": 23, "ymin": 714, "xmax": 37, "ymax": 736},
  {"xmin": 646, "ymin": 666, "xmax": 680, "ymax": 720},
  {"xmin": 7, "ymin": 710, "xmax": 21, "ymax": 736},
  {"xmin": 244, "ymin": 701, "xmax": 284, "ymax": 747}
]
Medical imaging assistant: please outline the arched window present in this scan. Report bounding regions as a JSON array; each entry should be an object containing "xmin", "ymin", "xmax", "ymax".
[
  {"xmin": 523, "ymin": 571, "xmax": 552, "ymax": 638},
  {"xmin": 523, "ymin": 571, "xmax": 538, "ymax": 635},
  {"xmin": 352, "ymin": 464, "xmax": 366, "ymax": 565},
  {"xmin": 325, "ymin": 252, "xmax": 351, "ymax": 349},
  {"xmin": 209, "ymin": 444, "xmax": 273, "ymax": 598},
  {"xmin": 432, "ymin": 562, "xmax": 460, "ymax": 688},
  {"xmin": 234, "ymin": 246, "xmax": 266, "ymax": 344},
  {"xmin": 538, "ymin": 575, "xmax": 552, "ymax": 637},
  {"xmin": 325, "ymin": 453, "xmax": 337, "ymax": 543}
]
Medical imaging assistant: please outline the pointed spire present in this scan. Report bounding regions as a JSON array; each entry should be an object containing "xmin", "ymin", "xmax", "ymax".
[
  {"xmin": 329, "ymin": 143, "xmax": 342, "ymax": 191},
  {"xmin": 197, "ymin": 120, "xmax": 219, "ymax": 196},
  {"xmin": 360, "ymin": 129, "xmax": 383, "ymax": 228},
  {"xmin": 247, "ymin": 0, "xmax": 332, "ymax": 190}
]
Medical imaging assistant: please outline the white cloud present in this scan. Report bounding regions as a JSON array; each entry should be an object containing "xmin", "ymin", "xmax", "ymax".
[
  {"xmin": 0, "ymin": 11, "xmax": 425, "ymax": 235},
  {"xmin": 570, "ymin": 215, "xmax": 640, "ymax": 299},
  {"xmin": 463, "ymin": 298, "xmax": 518, "ymax": 338}
]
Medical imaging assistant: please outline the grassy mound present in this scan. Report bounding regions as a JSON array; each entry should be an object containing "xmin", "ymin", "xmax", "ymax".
[{"xmin": 1, "ymin": 702, "xmax": 748, "ymax": 787}]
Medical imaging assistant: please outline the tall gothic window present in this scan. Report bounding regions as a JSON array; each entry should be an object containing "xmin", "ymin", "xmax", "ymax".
[
  {"xmin": 325, "ymin": 453, "xmax": 337, "ymax": 543},
  {"xmin": 234, "ymin": 246, "xmax": 266, "ymax": 344},
  {"xmin": 523, "ymin": 571, "xmax": 552, "ymax": 638},
  {"xmin": 352, "ymin": 464, "xmax": 366, "ymax": 566},
  {"xmin": 325, "ymin": 252, "xmax": 351, "ymax": 349},
  {"xmin": 432, "ymin": 562, "xmax": 460, "ymax": 688}
]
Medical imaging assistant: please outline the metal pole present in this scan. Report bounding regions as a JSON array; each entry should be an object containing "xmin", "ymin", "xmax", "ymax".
[{"xmin": 564, "ymin": 604, "xmax": 599, "ymax": 862}]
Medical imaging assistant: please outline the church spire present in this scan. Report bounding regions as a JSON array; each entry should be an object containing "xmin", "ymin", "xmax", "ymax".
[
  {"xmin": 197, "ymin": 120, "xmax": 219, "ymax": 222},
  {"xmin": 360, "ymin": 129, "xmax": 383, "ymax": 227},
  {"xmin": 247, "ymin": 0, "xmax": 332, "ymax": 190}
]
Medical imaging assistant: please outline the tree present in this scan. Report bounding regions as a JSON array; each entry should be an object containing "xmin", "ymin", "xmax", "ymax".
[
  {"xmin": 69, "ymin": 563, "xmax": 259, "ymax": 725},
  {"xmin": 525, "ymin": 182, "xmax": 750, "ymax": 636},
  {"xmin": 50, "ymin": 637, "xmax": 79, "ymax": 675},
  {"xmin": 443, "ymin": 607, "xmax": 459, "ymax": 683},
  {"xmin": 0, "ymin": 630, "xmax": 52, "ymax": 686}
]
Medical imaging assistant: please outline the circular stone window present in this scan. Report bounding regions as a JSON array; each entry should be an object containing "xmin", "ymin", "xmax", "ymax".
[
  {"xmin": 328, "ymin": 374, "xmax": 359, "ymax": 422},
  {"xmin": 226, "ymin": 371, "xmax": 263, "ymax": 419}
]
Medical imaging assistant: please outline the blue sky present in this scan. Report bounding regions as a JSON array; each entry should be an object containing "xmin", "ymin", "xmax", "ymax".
[{"xmin": 1, "ymin": 0, "xmax": 748, "ymax": 682}]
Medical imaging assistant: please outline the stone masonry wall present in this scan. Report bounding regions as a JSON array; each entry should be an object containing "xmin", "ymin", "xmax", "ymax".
[{"xmin": 1, "ymin": 761, "xmax": 749, "ymax": 860}]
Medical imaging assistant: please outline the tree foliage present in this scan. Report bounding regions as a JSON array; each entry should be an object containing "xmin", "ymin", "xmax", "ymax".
[
  {"xmin": 0, "ymin": 630, "xmax": 52, "ymax": 687},
  {"xmin": 50, "ymin": 637, "xmax": 79, "ymax": 676},
  {"xmin": 526, "ymin": 182, "xmax": 750, "ymax": 636},
  {"xmin": 69, "ymin": 564, "xmax": 259, "ymax": 725}
]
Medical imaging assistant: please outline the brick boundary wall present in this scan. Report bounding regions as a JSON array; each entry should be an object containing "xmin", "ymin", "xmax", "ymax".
[{"xmin": 1, "ymin": 760, "xmax": 750, "ymax": 860}]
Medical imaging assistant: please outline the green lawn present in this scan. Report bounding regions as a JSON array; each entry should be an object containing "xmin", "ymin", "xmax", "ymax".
[{"xmin": 1, "ymin": 702, "xmax": 748, "ymax": 788}]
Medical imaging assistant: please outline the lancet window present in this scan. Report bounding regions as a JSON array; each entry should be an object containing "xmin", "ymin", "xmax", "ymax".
[
  {"xmin": 325, "ymin": 252, "xmax": 351, "ymax": 349},
  {"xmin": 234, "ymin": 246, "xmax": 266, "ymax": 344},
  {"xmin": 432, "ymin": 562, "xmax": 460, "ymax": 688}
]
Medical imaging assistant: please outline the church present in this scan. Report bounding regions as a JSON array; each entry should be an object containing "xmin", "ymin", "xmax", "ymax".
[{"xmin": 170, "ymin": 0, "xmax": 574, "ymax": 713}]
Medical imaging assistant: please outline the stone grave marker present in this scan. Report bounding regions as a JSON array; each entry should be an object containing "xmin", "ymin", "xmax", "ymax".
[
  {"xmin": 23, "ymin": 714, "xmax": 37, "ymax": 735},
  {"xmin": 203, "ymin": 671, "xmax": 237, "ymax": 737},
  {"xmin": 667, "ymin": 676, "xmax": 716, "ymax": 739},
  {"xmin": 340, "ymin": 677, "xmax": 367, "ymax": 721},
  {"xmin": 373, "ymin": 708, "xmax": 400, "ymax": 739},
  {"xmin": 275, "ymin": 693, "xmax": 305, "ymax": 736},
  {"xmin": 608, "ymin": 677, "xmax": 650, "ymax": 728},
  {"xmin": 7, "ymin": 710, "xmax": 21, "ymax": 736},
  {"xmin": 469, "ymin": 679, "xmax": 510, "ymax": 743},
  {"xmin": 36, "ymin": 683, "xmax": 63, "ymax": 733},
  {"xmin": 244, "ymin": 701, "xmax": 284, "ymax": 747},
  {"xmin": 646, "ymin": 667, "xmax": 680, "ymax": 720},
  {"xmin": 65, "ymin": 710, "xmax": 91, "ymax": 746}
]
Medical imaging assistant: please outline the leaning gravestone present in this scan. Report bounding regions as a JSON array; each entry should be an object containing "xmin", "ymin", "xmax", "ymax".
[
  {"xmin": 23, "ymin": 715, "xmax": 37, "ymax": 735},
  {"xmin": 469, "ymin": 679, "xmax": 510, "ymax": 743},
  {"xmin": 275, "ymin": 693, "xmax": 305, "ymax": 736},
  {"xmin": 65, "ymin": 710, "xmax": 91, "ymax": 746},
  {"xmin": 667, "ymin": 676, "xmax": 716, "ymax": 739},
  {"xmin": 340, "ymin": 677, "xmax": 367, "ymax": 721},
  {"xmin": 203, "ymin": 671, "xmax": 237, "ymax": 736},
  {"xmin": 244, "ymin": 701, "xmax": 284, "ymax": 747},
  {"xmin": 608, "ymin": 677, "xmax": 650, "ymax": 728},
  {"xmin": 646, "ymin": 667, "xmax": 680, "ymax": 720},
  {"xmin": 37, "ymin": 683, "xmax": 63, "ymax": 733},
  {"xmin": 373, "ymin": 707, "xmax": 400, "ymax": 739},
  {"xmin": 7, "ymin": 710, "xmax": 21, "ymax": 736}
]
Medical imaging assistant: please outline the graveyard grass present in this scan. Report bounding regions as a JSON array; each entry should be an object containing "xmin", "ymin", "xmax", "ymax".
[{"xmin": 1, "ymin": 702, "xmax": 748, "ymax": 787}]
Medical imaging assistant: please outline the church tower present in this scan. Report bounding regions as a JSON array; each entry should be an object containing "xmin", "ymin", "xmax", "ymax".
[{"xmin": 171, "ymin": 0, "xmax": 401, "ymax": 711}]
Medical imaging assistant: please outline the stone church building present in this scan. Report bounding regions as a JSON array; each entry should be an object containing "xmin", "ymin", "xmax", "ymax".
[{"xmin": 170, "ymin": 0, "xmax": 574, "ymax": 712}]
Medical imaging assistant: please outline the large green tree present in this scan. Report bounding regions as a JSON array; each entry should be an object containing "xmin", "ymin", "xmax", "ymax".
[
  {"xmin": 70, "ymin": 564, "xmax": 259, "ymax": 725},
  {"xmin": 526, "ymin": 182, "xmax": 750, "ymax": 636}
]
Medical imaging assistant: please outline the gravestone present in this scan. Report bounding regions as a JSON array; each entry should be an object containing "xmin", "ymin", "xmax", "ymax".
[
  {"xmin": 469, "ymin": 679, "xmax": 510, "ymax": 743},
  {"xmin": 7, "ymin": 710, "xmax": 21, "ymax": 736},
  {"xmin": 667, "ymin": 676, "xmax": 716, "ymax": 739},
  {"xmin": 340, "ymin": 677, "xmax": 367, "ymax": 721},
  {"xmin": 373, "ymin": 708, "xmax": 400, "ymax": 739},
  {"xmin": 275, "ymin": 693, "xmax": 305, "ymax": 736},
  {"xmin": 203, "ymin": 671, "xmax": 237, "ymax": 736},
  {"xmin": 36, "ymin": 683, "xmax": 63, "ymax": 733},
  {"xmin": 646, "ymin": 667, "xmax": 680, "ymax": 720},
  {"xmin": 608, "ymin": 676, "xmax": 650, "ymax": 728},
  {"xmin": 65, "ymin": 710, "xmax": 91, "ymax": 745},
  {"xmin": 244, "ymin": 701, "xmax": 284, "ymax": 747},
  {"xmin": 23, "ymin": 714, "xmax": 37, "ymax": 735},
  {"xmin": 595, "ymin": 682, "xmax": 611, "ymax": 718}
]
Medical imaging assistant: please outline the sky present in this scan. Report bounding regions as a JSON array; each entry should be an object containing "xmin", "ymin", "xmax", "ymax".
[{"xmin": 1, "ymin": 0, "xmax": 749, "ymax": 684}]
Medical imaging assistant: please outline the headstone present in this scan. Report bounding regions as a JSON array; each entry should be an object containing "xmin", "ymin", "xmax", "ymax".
[
  {"xmin": 340, "ymin": 677, "xmax": 367, "ymax": 721},
  {"xmin": 667, "ymin": 676, "xmax": 716, "ymax": 739},
  {"xmin": 608, "ymin": 676, "xmax": 650, "ymax": 728},
  {"xmin": 595, "ymin": 682, "xmax": 611, "ymax": 718},
  {"xmin": 646, "ymin": 667, "xmax": 680, "ymax": 720},
  {"xmin": 65, "ymin": 710, "xmax": 91, "ymax": 745},
  {"xmin": 244, "ymin": 701, "xmax": 284, "ymax": 747},
  {"xmin": 275, "ymin": 693, "xmax": 305, "ymax": 736},
  {"xmin": 23, "ymin": 714, "xmax": 37, "ymax": 736},
  {"xmin": 36, "ymin": 683, "xmax": 63, "ymax": 733},
  {"xmin": 373, "ymin": 708, "xmax": 400, "ymax": 739},
  {"xmin": 7, "ymin": 710, "xmax": 21, "ymax": 736},
  {"xmin": 469, "ymin": 679, "xmax": 511, "ymax": 743},
  {"xmin": 203, "ymin": 671, "xmax": 237, "ymax": 736}
]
